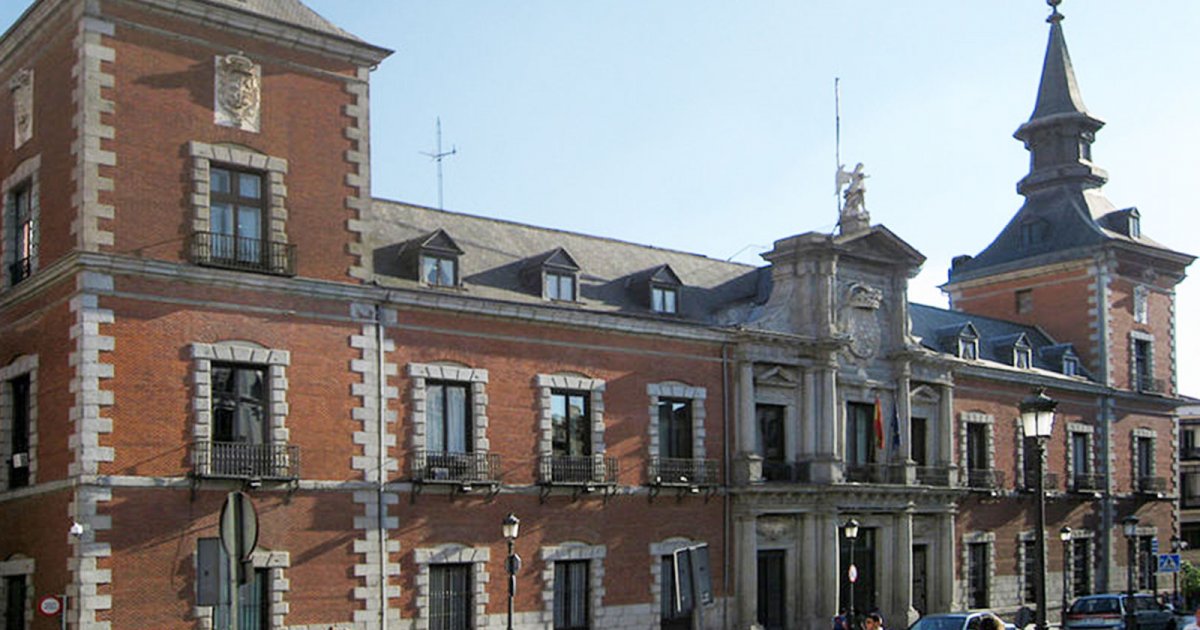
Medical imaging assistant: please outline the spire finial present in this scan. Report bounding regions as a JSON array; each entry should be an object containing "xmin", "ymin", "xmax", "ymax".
[{"xmin": 1047, "ymin": 0, "xmax": 1064, "ymax": 24}]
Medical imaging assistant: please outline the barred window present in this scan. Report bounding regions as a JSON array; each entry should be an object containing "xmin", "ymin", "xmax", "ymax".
[
  {"xmin": 554, "ymin": 560, "xmax": 589, "ymax": 630},
  {"xmin": 430, "ymin": 564, "xmax": 472, "ymax": 630}
]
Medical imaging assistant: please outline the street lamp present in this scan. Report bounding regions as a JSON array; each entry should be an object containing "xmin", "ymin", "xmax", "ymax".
[
  {"xmin": 1124, "ymin": 515, "xmax": 1140, "ymax": 630},
  {"xmin": 1172, "ymin": 536, "xmax": 1183, "ymax": 610},
  {"xmin": 1060, "ymin": 526, "xmax": 1072, "ymax": 620},
  {"xmin": 845, "ymin": 518, "xmax": 860, "ymax": 630},
  {"xmin": 503, "ymin": 513, "xmax": 520, "ymax": 630},
  {"xmin": 1020, "ymin": 388, "xmax": 1057, "ymax": 630}
]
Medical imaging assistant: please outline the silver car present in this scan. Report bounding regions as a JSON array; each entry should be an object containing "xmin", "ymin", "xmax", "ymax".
[
  {"xmin": 907, "ymin": 612, "xmax": 1018, "ymax": 630},
  {"xmin": 1064, "ymin": 594, "xmax": 1176, "ymax": 630}
]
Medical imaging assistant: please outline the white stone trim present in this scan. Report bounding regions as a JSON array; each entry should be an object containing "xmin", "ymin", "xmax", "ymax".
[
  {"xmin": 190, "ymin": 341, "xmax": 290, "ymax": 453},
  {"xmin": 536, "ymin": 374, "xmax": 606, "ymax": 466},
  {"xmin": 960, "ymin": 411, "xmax": 995, "ymax": 473},
  {"xmin": 194, "ymin": 549, "xmax": 290, "ymax": 629},
  {"xmin": 407, "ymin": 363, "xmax": 489, "ymax": 453},
  {"xmin": 961, "ymin": 531, "xmax": 995, "ymax": 610},
  {"xmin": 540, "ymin": 542, "xmax": 608, "ymax": 627},
  {"xmin": 647, "ymin": 382, "xmax": 707, "ymax": 460},
  {"xmin": 345, "ymin": 66, "xmax": 374, "ymax": 281},
  {"xmin": 1065, "ymin": 530, "xmax": 1096, "ymax": 597},
  {"xmin": 71, "ymin": 13, "xmax": 115, "ymax": 252},
  {"xmin": 2, "ymin": 154, "xmax": 40, "ymax": 289},
  {"xmin": 1016, "ymin": 533, "xmax": 1036, "ymax": 605},
  {"xmin": 188, "ymin": 141, "xmax": 289, "ymax": 245},
  {"xmin": 0, "ymin": 555, "xmax": 33, "ymax": 630},
  {"xmin": 349, "ymin": 308, "xmax": 401, "ymax": 625},
  {"xmin": 412, "ymin": 544, "xmax": 491, "ymax": 630},
  {"xmin": 0, "ymin": 355, "xmax": 37, "ymax": 490}
]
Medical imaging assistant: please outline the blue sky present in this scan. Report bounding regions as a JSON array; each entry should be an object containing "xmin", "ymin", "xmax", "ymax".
[{"xmin": 4, "ymin": 1, "xmax": 1199, "ymax": 395}]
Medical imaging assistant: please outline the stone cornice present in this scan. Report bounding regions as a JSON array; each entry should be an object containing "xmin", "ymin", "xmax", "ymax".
[{"xmin": 0, "ymin": 0, "xmax": 72, "ymax": 75}]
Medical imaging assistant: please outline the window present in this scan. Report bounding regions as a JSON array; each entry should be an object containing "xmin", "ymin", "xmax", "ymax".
[
  {"xmin": 198, "ymin": 543, "xmax": 288, "ymax": 630},
  {"xmin": 1182, "ymin": 523, "xmax": 1200, "ymax": 551},
  {"xmin": 1135, "ymin": 435, "xmax": 1154, "ymax": 486},
  {"xmin": 1133, "ymin": 286, "xmax": 1149, "ymax": 324},
  {"xmin": 428, "ymin": 382, "xmax": 471, "ymax": 455},
  {"xmin": 430, "ymin": 564, "xmax": 472, "ymax": 630},
  {"xmin": 3, "ymin": 574, "xmax": 26, "ymax": 630},
  {"xmin": 213, "ymin": 364, "xmax": 267, "ymax": 446},
  {"xmin": 1134, "ymin": 338, "xmax": 1154, "ymax": 391},
  {"xmin": 1063, "ymin": 356, "xmax": 1079, "ymax": 376},
  {"xmin": 1020, "ymin": 219, "xmax": 1049, "ymax": 247},
  {"xmin": 546, "ymin": 271, "xmax": 576, "ymax": 302},
  {"xmin": 651, "ymin": 285, "xmax": 678, "ymax": 314},
  {"xmin": 409, "ymin": 364, "xmax": 492, "ymax": 484},
  {"xmin": 911, "ymin": 416, "xmax": 927, "ymax": 467},
  {"xmin": 6, "ymin": 374, "xmax": 30, "ymax": 489},
  {"xmin": 959, "ymin": 337, "xmax": 978, "ymax": 360},
  {"xmin": 1015, "ymin": 347, "xmax": 1032, "ymax": 369},
  {"xmin": 1183, "ymin": 472, "xmax": 1200, "ymax": 508},
  {"xmin": 538, "ymin": 375, "xmax": 607, "ymax": 486},
  {"xmin": 758, "ymin": 550, "xmax": 786, "ymax": 630},
  {"xmin": 214, "ymin": 567, "xmax": 269, "ymax": 630},
  {"xmin": 1070, "ymin": 431, "xmax": 1093, "ymax": 490},
  {"xmin": 1184, "ymin": 427, "xmax": 1200, "ymax": 460},
  {"xmin": 209, "ymin": 167, "xmax": 265, "ymax": 266},
  {"xmin": 661, "ymin": 554, "xmax": 693, "ymax": 630},
  {"xmin": 967, "ymin": 542, "xmax": 989, "ymax": 608},
  {"xmin": 1129, "ymin": 214, "xmax": 1141, "ymax": 239},
  {"xmin": 966, "ymin": 422, "xmax": 989, "ymax": 485},
  {"xmin": 757, "ymin": 404, "xmax": 786, "ymax": 480},
  {"xmin": 554, "ymin": 560, "xmax": 589, "ymax": 630},
  {"xmin": 846, "ymin": 402, "xmax": 876, "ymax": 467},
  {"xmin": 421, "ymin": 254, "xmax": 458, "ymax": 287},
  {"xmin": 660, "ymin": 399, "xmax": 693, "ymax": 460},
  {"xmin": 1137, "ymin": 536, "xmax": 1157, "ymax": 591},
  {"xmin": 1022, "ymin": 539, "xmax": 1037, "ymax": 604},
  {"xmin": 1072, "ymin": 538, "xmax": 1092, "ymax": 596},
  {"xmin": 1016, "ymin": 289, "xmax": 1033, "ymax": 314},
  {"xmin": 552, "ymin": 391, "xmax": 590, "ymax": 458},
  {"xmin": 8, "ymin": 184, "xmax": 33, "ymax": 286}
]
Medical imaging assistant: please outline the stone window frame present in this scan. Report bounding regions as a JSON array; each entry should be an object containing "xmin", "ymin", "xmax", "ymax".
[
  {"xmin": 0, "ymin": 355, "xmax": 37, "ymax": 491},
  {"xmin": 2, "ymin": 155, "xmax": 40, "ymax": 290},
  {"xmin": 188, "ymin": 141, "xmax": 288, "ymax": 248},
  {"xmin": 961, "ymin": 531, "xmax": 995, "ymax": 610},
  {"xmin": 1017, "ymin": 532, "xmax": 1037, "ymax": 605},
  {"xmin": 960, "ymin": 412, "xmax": 995, "ymax": 477},
  {"xmin": 412, "ymin": 544, "xmax": 490, "ymax": 630},
  {"xmin": 1064, "ymin": 529, "xmax": 1096, "ymax": 597},
  {"xmin": 1130, "ymin": 331, "xmax": 1155, "ymax": 391},
  {"xmin": 536, "ymin": 374, "xmax": 606, "ymax": 477},
  {"xmin": 1131, "ymin": 427, "xmax": 1157, "ymax": 490},
  {"xmin": 407, "ymin": 363, "xmax": 489, "ymax": 454},
  {"xmin": 647, "ymin": 382, "xmax": 707, "ymax": 461},
  {"xmin": 650, "ymin": 537, "xmax": 699, "ymax": 627},
  {"xmin": 190, "ymin": 342, "xmax": 290, "ymax": 470},
  {"xmin": 0, "ymin": 555, "xmax": 33, "ymax": 630},
  {"xmin": 1133, "ymin": 285, "xmax": 1149, "ymax": 325},
  {"xmin": 540, "ymin": 542, "xmax": 607, "ymax": 627},
  {"xmin": 194, "ymin": 548, "xmax": 290, "ymax": 630},
  {"xmin": 1066, "ymin": 423, "xmax": 1096, "ymax": 491}
]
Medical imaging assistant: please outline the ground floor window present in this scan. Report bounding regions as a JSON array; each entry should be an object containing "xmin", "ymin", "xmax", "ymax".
[
  {"xmin": 967, "ymin": 542, "xmax": 989, "ymax": 609},
  {"xmin": 554, "ymin": 560, "xmax": 589, "ymax": 629},
  {"xmin": 4, "ymin": 575, "xmax": 26, "ymax": 630},
  {"xmin": 431, "ymin": 564, "xmax": 472, "ymax": 630},
  {"xmin": 661, "ymin": 554, "xmax": 693, "ymax": 630}
]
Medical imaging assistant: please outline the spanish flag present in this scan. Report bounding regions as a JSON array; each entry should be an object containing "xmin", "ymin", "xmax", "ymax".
[{"xmin": 874, "ymin": 395, "xmax": 884, "ymax": 450}]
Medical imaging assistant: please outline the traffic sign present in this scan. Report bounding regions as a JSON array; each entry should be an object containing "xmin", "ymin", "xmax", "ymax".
[
  {"xmin": 848, "ymin": 564, "xmax": 859, "ymax": 583},
  {"xmin": 37, "ymin": 595, "xmax": 62, "ymax": 617},
  {"xmin": 1152, "ymin": 539, "xmax": 1160, "ymax": 554},
  {"xmin": 1158, "ymin": 553, "xmax": 1181, "ymax": 574},
  {"xmin": 219, "ymin": 491, "xmax": 258, "ymax": 584}
]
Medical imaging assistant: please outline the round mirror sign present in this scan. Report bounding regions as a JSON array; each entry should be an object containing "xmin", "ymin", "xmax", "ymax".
[{"xmin": 38, "ymin": 594, "xmax": 62, "ymax": 617}]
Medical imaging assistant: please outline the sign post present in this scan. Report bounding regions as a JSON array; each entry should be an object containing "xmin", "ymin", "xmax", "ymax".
[{"xmin": 219, "ymin": 491, "xmax": 258, "ymax": 630}]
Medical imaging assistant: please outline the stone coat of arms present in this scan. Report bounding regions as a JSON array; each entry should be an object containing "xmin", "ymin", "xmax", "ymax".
[
  {"xmin": 214, "ymin": 54, "xmax": 261, "ymax": 132},
  {"xmin": 839, "ymin": 282, "xmax": 884, "ymax": 360},
  {"xmin": 10, "ymin": 68, "xmax": 33, "ymax": 148}
]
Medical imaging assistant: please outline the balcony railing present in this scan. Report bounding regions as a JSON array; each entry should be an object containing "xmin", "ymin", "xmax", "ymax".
[
  {"xmin": 8, "ymin": 257, "xmax": 30, "ymax": 286},
  {"xmin": 1022, "ymin": 470, "xmax": 1060, "ymax": 491},
  {"xmin": 966, "ymin": 468, "xmax": 1005, "ymax": 491},
  {"xmin": 539, "ymin": 455, "xmax": 618, "ymax": 486},
  {"xmin": 1136, "ymin": 476, "xmax": 1167, "ymax": 494},
  {"xmin": 189, "ymin": 231, "xmax": 296, "ymax": 276},
  {"xmin": 1182, "ymin": 447, "xmax": 1200, "ymax": 461},
  {"xmin": 411, "ymin": 450, "xmax": 501, "ymax": 485},
  {"xmin": 1136, "ymin": 375, "xmax": 1165, "ymax": 394},
  {"xmin": 845, "ymin": 462, "xmax": 907, "ymax": 484},
  {"xmin": 915, "ymin": 465, "xmax": 953, "ymax": 486},
  {"xmin": 762, "ymin": 460, "xmax": 811, "ymax": 483},
  {"xmin": 1071, "ymin": 472, "xmax": 1104, "ymax": 492},
  {"xmin": 648, "ymin": 457, "xmax": 719, "ymax": 487},
  {"xmin": 193, "ymin": 440, "xmax": 300, "ymax": 480},
  {"xmin": 1182, "ymin": 494, "xmax": 1200, "ymax": 510}
]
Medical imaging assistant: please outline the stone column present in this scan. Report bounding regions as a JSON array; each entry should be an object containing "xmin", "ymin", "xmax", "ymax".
[
  {"xmin": 736, "ymin": 514, "xmax": 759, "ymax": 629},
  {"xmin": 936, "ymin": 511, "xmax": 957, "ymax": 611},
  {"xmin": 939, "ymin": 383, "xmax": 956, "ymax": 486},
  {"xmin": 811, "ymin": 362, "xmax": 840, "ymax": 483},
  {"xmin": 893, "ymin": 510, "xmax": 918, "ymax": 628},
  {"xmin": 736, "ymin": 360, "xmax": 762, "ymax": 484},
  {"xmin": 896, "ymin": 369, "xmax": 914, "ymax": 483},
  {"xmin": 803, "ymin": 510, "xmax": 841, "ymax": 630}
]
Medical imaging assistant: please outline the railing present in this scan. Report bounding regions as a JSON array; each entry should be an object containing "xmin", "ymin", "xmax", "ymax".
[
  {"xmin": 966, "ymin": 468, "xmax": 1005, "ymax": 491},
  {"xmin": 193, "ymin": 440, "xmax": 300, "ymax": 480},
  {"xmin": 1136, "ymin": 375, "xmax": 1165, "ymax": 394},
  {"xmin": 915, "ymin": 465, "xmax": 953, "ymax": 486},
  {"xmin": 189, "ymin": 231, "xmax": 296, "ymax": 276},
  {"xmin": 1182, "ymin": 447, "xmax": 1200, "ymax": 461},
  {"xmin": 762, "ymin": 460, "xmax": 811, "ymax": 483},
  {"xmin": 1136, "ymin": 476, "xmax": 1167, "ymax": 494},
  {"xmin": 539, "ymin": 455, "xmax": 618, "ymax": 486},
  {"xmin": 1022, "ymin": 470, "xmax": 1060, "ymax": 491},
  {"xmin": 648, "ymin": 457, "xmax": 719, "ymax": 487},
  {"xmin": 1071, "ymin": 473, "xmax": 1104, "ymax": 492},
  {"xmin": 844, "ymin": 462, "xmax": 907, "ymax": 484},
  {"xmin": 411, "ymin": 450, "xmax": 501, "ymax": 484},
  {"xmin": 8, "ymin": 257, "xmax": 31, "ymax": 286},
  {"xmin": 1182, "ymin": 494, "xmax": 1200, "ymax": 509}
]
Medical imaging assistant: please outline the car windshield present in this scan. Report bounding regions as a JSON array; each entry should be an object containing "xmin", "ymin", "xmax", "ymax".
[
  {"xmin": 911, "ymin": 616, "xmax": 967, "ymax": 630},
  {"xmin": 1069, "ymin": 598, "xmax": 1120, "ymax": 614}
]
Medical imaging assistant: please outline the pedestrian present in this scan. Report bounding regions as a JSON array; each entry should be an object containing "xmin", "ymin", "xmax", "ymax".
[
  {"xmin": 1183, "ymin": 606, "xmax": 1200, "ymax": 630},
  {"xmin": 864, "ymin": 612, "xmax": 885, "ymax": 630},
  {"xmin": 834, "ymin": 608, "xmax": 851, "ymax": 630},
  {"xmin": 978, "ymin": 613, "xmax": 1005, "ymax": 630}
]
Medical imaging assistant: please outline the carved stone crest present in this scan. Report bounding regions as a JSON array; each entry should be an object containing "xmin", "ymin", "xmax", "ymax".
[
  {"xmin": 839, "ymin": 283, "xmax": 883, "ymax": 359},
  {"xmin": 10, "ymin": 69, "xmax": 33, "ymax": 148},
  {"xmin": 756, "ymin": 517, "xmax": 791, "ymax": 541},
  {"xmin": 214, "ymin": 54, "xmax": 261, "ymax": 132}
]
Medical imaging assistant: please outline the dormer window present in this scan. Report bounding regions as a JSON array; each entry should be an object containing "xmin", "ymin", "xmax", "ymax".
[
  {"xmin": 635, "ymin": 264, "xmax": 683, "ymax": 315},
  {"xmin": 960, "ymin": 338, "xmax": 978, "ymax": 361},
  {"xmin": 1129, "ymin": 213, "xmax": 1141, "ymax": 239},
  {"xmin": 421, "ymin": 254, "xmax": 457, "ymax": 287},
  {"xmin": 1015, "ymin": 347, "xmax": 1032, "ymax": 369},
  {"xmin": 402, "ymin": 229, "xmax": 464, "ymax": 289},
  {"xmin": 524, "ymin": 248, "xmax": 581, "ymax": 302},
  {"xmin": 1020, "ymin": 219, "xmax": 1050, "ymax": 247},
  {"xmin": 1063, "ymin": 356, "xmax": 1079, "ymax": 376},
  {"xmin": 651, "ymin": 285, "xmax": 678, "ymax": 314},
  {"xmin": 545, "ymin": 271, "xmax": 576, "ymax": 301}
]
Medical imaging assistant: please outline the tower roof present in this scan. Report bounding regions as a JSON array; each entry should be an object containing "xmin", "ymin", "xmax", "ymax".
[{"xmin": 1027, "ymin": 15, "xmax": 1088, "ymax": 121}]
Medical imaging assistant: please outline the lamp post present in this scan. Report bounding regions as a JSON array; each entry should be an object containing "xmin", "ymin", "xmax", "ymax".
[
  {"xmin": 503, "ymin": 513, "xmax": 520, "ymax": 630},
  {"xmin": 1124, "ymin": 515, "xmax": 1140, "ymax": 630},
  {"xmin": 845, "ymin": 518, "xmax": 860, "ymax": 630},
  {"xmin": 1060, "ymin": 526, "xmax": 1072, "ymax": 621},
  {"xmin": 1171, "ymin": 536, "xmax": 1183, "ymax": 610},
  {"xmin": 1020, "ymin": 388, "xmax": 1057, "ymax": 630}
]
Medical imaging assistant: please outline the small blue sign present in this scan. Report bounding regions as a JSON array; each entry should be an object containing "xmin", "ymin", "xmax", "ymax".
[
  {"xmin": 1152, "ymin": 538, "xmax": 1160, "ymax": 554},
  {"xmin": 1158, "ymin": 553, "xmax": 1181, "ymax": 574}
]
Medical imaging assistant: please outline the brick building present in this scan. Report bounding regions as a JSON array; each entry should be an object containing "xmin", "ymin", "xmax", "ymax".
[{"xmin": 0, "ymin": 1, "xmax": 1190, "ymax": 630}]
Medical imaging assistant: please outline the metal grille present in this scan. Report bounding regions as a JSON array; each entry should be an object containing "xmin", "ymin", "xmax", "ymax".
[
  {"xmin": 762, "ymin": 460, "xmax": 811, "ymax": 483},
  {"xmin": 540, "ymin": 455, "xmax": 617, "ymax": 485},
  {"xmin": 967, "ymin": 468, "xmax": 1004, "ymax": 490},
  {"xmin": 844, "ymin": 463, "xmax": 906, "ymax": 484},
  {"xmin": 430, "ymin": 564, "xmax": 471, "ymax": 630},
  {"xmin": 914, "ymin": 466, "xmax": 951, "ymax": 486},
  {"xmin": 649, "ymin": 457, "xmax": 719, "ymax": 487},
  {"xmin": 1072, "ymin": 473, "xmax": 1103, "ymax": 492},
  {"xmin": 189, "ymin": 231, "xmax": 296, "ymax": 276},
  {"xmin": 7, "ymin": 257, "xmax": 30, "ymax": 286},
  {"xmin": 412, "ymin": 450, "xmax": 500, "ymax": 483},
  {"xmin": 193, "ymin": 440, "xmax": 300, "ymax": 480}
]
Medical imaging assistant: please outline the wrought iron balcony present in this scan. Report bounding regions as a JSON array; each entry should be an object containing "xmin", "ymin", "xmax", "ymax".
[
  {"xmin": 539, "ymin": 455, "xmax": 618, "ymax": 487},
  {"xmin": 762, "ymin": 460, "xmax": 811, "ymax": 483},
  {"xmin": 1136, "ymin": 375, "xmax": 1164, "ymax": 394},
  {"xmin": 1182, "ymin": 447, "xmax": 1200, "ymax": 461},
  {"xmin": 844, "ymin": 462, "xmax": 906, "ymax": 484},
  {"xmin": 1071, "ymin": 472, "xmax": 1104, "ymax": 492},
  {"xmin": 966, "ymin": 468, "xmax": 1005, "ymax": 491},
  {"xmin": 1136, "ymin": 476, "xmax": 1167, "ymax": 494},
  {"xmin": 1182, "ymin": 494, "xmax": 1200, "ymax": 510},
  {"xmin": 648, "ymin": 457, "xmax": 719, "ymax": 487},
  {"xmin": 915, "ymin": 465, "xmax": 953, "ymax": 486},
  {"xmin": 1022, "ymin": 470, "xmax": 1060, "ymax": 491},
  {"xmin": 188, "ymin": 231, "xmax": 296, "ymax": 276},
  {"xmin": 411, "ymin": 450, "xmax": 500, "ymax": 485},
  {"xmin": 192, "ymin": 440, "xmax": 300, "ymax": 480},
  {"xmin": 8, "ymin": 257, "xmax": 30, "ymax": 286}
]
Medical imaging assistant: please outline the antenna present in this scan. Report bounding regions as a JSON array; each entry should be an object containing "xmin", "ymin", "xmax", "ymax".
[
  {"xmin": 421, "ymin": 117, "xmax": 457, "ymax": 209},
  {"xmin": 835, "ymin": 77, "xmax": 842, "ymax": 214}
]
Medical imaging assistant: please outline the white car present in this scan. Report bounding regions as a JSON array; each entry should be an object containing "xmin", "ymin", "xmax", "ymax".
[{"xmin": 908, "ymin": 612, "xmax": 1018, "ymax": 630}]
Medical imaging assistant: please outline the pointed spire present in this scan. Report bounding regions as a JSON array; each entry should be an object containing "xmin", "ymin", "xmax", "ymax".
[{"xmin": 1028, "ymin": 0, "xmax": 1088, "ymax": 121}]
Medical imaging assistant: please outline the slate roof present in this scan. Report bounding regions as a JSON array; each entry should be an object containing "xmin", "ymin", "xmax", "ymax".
[
  {"xmin": 909, "ymin": 303, "xmax": 1088, "ymax": 377},
  {"xmin": 201, "ymin": 0, "xmax": 360, "ymax": 41},
  {"xmin": 371, "ymin": 200, "xmax": 765, "ymax": 324}
]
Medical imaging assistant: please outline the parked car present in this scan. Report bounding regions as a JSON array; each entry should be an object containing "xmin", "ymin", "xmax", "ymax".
[
  {"xmin": 1064, "ymin": 594, "xmax": 1176, "ymax": 630},
  {"xmin": 908, "ymin": 612, "xmax": 1018, "ymax": 630}
]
